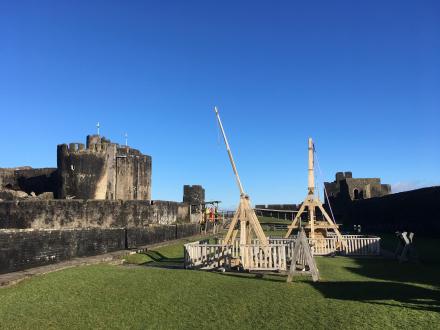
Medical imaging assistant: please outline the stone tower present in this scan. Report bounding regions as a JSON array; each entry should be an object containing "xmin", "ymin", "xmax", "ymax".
[
  {"xmin": 324, "ymin": 171, "xmax": 391, "ymax": 202},
  {"xmin": 57, "ymin": 135, "xmax": 151, "ymax": 200},
  {"xmin": 183, "ymin": 185, "xmax": 205, "ymax": 206}
]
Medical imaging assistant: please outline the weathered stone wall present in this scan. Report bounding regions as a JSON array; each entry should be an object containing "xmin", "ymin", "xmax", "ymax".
[
  {"xmin": 254, "ymin": 204, "xmax": 299, "ymax": 220},
  {"xmin": 126, "ymin": 224, "xmax": 199, "ymax": 247},
  {"xmin": 325, "ymin": 171, "xmax": 391, "ymax": 202},
  {"xmin": 0, "ymin": 169, "xmax": 16, "ymax": 189},
  {"xmin": 327, "ymin": 186, "xmax": 440, "ymax": 236},
  {"xmin": 255, "ymin": 204, "xmax": 298, "ymax": 210},
  {"xmin": 15, "ymin": 168, "xmax": 59, "ymax": 196},
  {"xmin": 183, "ymin": 185, "xmax": 205, "ymax": 217},
  {"xmin": 0, "ymin": 168, "xmax": 58, "ymax": 196},
  {"xmin": 0, "ymin": 223, "xmax": 200, "ymax": 274},
  {"xmin": 0, "ymin": 200, "xmax": 190, "ymax": 229},
  {"xmin": 57, "ymin": 143, "xmax": 113, "ymax": 199},
  {"xmin": 116, "ymin": 147, "xmax": 152, "ymax": 200},
  {"xmin": 183, "ymin": 185, "xmax": 205, "ymax": 205}
]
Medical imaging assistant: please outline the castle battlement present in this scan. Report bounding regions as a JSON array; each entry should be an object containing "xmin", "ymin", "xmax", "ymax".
[{"xmin": 57, "ymin": 141, "xmax": 116, "ymax": 154}]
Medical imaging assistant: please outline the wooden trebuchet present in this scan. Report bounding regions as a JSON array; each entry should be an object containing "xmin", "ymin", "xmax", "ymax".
[
  {"xmin": 287, "ymin": 228, "xmax": 319, "ymax": 282},
  {"xmin": 285, "ymin": 138, "xmax": 346, "ymax": 250},
  {"xmin": 214, "ymin": 107, "xmax": 268, "ymax": 247}
]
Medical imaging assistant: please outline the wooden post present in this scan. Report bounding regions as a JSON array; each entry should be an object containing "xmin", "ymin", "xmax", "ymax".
[{"xmin": 308, "ymin": 138, "xmax": 315, "ymax": 195}]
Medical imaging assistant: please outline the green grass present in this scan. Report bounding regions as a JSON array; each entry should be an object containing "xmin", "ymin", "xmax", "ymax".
[
  {"xmin": 0, "ymin": 239, "xmax": 439, "ymax": 329},
  {"xmin": 379, "ymin": 233, "xmax": 440, "ymax": 264},
  {"xmin": 124, "ymin": 240, "xmax": 185, "ymax": 267}
]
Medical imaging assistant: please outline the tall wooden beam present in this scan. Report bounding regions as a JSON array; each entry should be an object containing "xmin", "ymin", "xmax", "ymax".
[{"xmin": 215, "ymin": 107, "xmax": 268, "ymax": 246}]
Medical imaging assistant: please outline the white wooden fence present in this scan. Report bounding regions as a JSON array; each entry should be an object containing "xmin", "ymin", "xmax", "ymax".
[
  {"xmin": 270, "ymin": 235, "xmax": 381, "ymax": 256},
  {"xmin": 342, "ymin": 236, "xmax": 381, "ymax": 255},
  {"xmin": 184, "ymin": 235, "xmax": 381, "ymax": 270},
  {"xmin": 184, "ymin": 241, "xmax": 232, "ymax": 269},
  {"xmin": 241, "ymin": 244, "xmax": 287, "ymax": 271}
]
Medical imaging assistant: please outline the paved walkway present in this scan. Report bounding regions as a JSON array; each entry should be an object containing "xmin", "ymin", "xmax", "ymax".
[{"xmin": 0, "ymin": 234, "xmax": 206, "ymax": 288}]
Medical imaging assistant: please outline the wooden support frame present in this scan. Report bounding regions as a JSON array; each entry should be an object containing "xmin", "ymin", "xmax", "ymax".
[
  {"xmin": 285, "ymin": 138, "xmax": 346, "ymax": 250},
  {"xmin": 287, "ymin": 228, "xmax": 319, "ymax": 282}
]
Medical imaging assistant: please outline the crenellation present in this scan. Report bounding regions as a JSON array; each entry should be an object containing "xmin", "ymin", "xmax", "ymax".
[{"xmin": 335, "ymin": 172, "xmax": 345, "ymax": 182}]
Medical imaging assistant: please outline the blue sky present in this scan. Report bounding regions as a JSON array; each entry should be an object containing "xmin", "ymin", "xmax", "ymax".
[{"xmin": 0, "ymin": 1, "xmax": 439, "ymax": 209}]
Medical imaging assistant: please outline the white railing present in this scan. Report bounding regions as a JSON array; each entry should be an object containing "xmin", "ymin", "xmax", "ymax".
[
  {"xmin": 216, "ymin": 238, "xmax": 241, "ymax": 259},
  {"xmin": 184, "ymin": 241, "xmax": 232, "ymax": 269},
  {"xmin": 342, "ymin": 236, "xmax": 380, "ymax": 255},
  {"xmin": 240, "ymin": 244, "xmax": 287, "ymax": 271},
  {"xmin": 184, "ymin": 235, "xmax": 381, "ymax": 270},
  {"xmin": 270, "ymin": 235, "xmax": 380, "ymax": 256},
  {"xmin": 309, "ymin": 238, "xmax": 337, "ymax": 255}
]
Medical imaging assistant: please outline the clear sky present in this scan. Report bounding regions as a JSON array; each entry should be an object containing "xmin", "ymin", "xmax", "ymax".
[{"xmin": 1, "ymin": 1, "xmax": 439, "ymax": 209}]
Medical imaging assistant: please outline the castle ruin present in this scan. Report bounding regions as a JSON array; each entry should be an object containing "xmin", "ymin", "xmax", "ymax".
[
  {"xmin": 324, "ymin": 171, "xmax": 391, "ymax": 202},
  {"xmin": 0, "ymin": 134, "xmax": 203, "ymax": 275},
  {"xmin": 0, "ymin": 135, "xmax": 152, "ymax": 201}
]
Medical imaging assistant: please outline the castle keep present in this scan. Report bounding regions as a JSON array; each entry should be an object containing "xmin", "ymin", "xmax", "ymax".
[{"xmin": 57, "ymin": 135, "xmax": 152, "ymax": 200}]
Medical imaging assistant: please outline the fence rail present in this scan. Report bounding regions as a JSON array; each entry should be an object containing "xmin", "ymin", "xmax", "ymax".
[
  {"xmin": 184, "ymin": 235, "xmax": 381, "ymax": 270},
  {"xmin": 184, "ymin": 242, "xmax": 231, "ymax": 269},
  {"xmin": 241, "ymin": 244, "xmax": 287, "ymax": 271}
]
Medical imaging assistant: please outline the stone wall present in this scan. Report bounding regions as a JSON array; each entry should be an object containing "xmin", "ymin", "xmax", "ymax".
[
  {"xmin": 254, "ymin": 204, "xmax": 298, "ymax": 220},
  {"xmin": 116, "ymin": 147, "xmax": 152, "ymax": 200},
  {"xmin": 183, "ymin": 185, "xmax": 205, "ymax": 206},
  {"xmin": 0, "ymin": 223, "xmax": 200, "ymax": 274},
  {"xmin": 0, "ymin": 200, "xmax": 189, "ymax": 229},
  {"xmin": 328, "ymin": 186, "xmax": 440, "ymax": 236},
  {"xmin": 0, "ymin": 169, "xmax": 16, "ymax": 188},
  {"xmin": 325, "ymin": 171, "xmax": 391, "ymax": 202},
  {"xmin": 57, "ymin": 143, "xmax": 115, "ymax": 199},
  {"xmin": 0, "ymin": 168, "xmax": 58, "ymax": 196}
]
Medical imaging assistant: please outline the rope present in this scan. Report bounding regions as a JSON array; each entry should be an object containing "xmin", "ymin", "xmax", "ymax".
[{"xmin": 313, "ymin": 146, "xmax": 337, "ymax": 223}]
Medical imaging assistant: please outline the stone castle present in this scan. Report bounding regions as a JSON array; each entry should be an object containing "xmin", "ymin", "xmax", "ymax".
[
  {"xmin": 324, "ymin": 171, "xmax": 391, "ymax": 201},
  {"xmin": 0, "ymin": 134, "xmax": 152, "ymax": 201},
  {"xmin": 0, "ymin": 134, "xmax": 205, "ymax": 275}
]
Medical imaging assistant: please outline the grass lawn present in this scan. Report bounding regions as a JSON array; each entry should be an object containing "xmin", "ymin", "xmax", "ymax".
[{"xmin": 0, "ymin": 237, "xmax": 439, "ymax": 329}]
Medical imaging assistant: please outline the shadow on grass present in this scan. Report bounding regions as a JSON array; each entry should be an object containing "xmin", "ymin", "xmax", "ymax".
[
  {"xmin": 344, "ymin": 258, "xmax": 440, "ymax": 288},
  {"xmin": 214, "ymin": 258, "xmax": 440, "ymax": 313},
  {"xmin": 138, "ymin": 251, "xmax": 184, "ymax": 269},
  {"xmin": 312, "ymin": 257, "xmax": 440, "ymax": 313},
  {"xmin": 214, "ymin": 270, "xmax": 291, "ymax": 283},
  {"xmin": 311, "ymin": 280, "xmax": 440, "ymax": 313}
]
